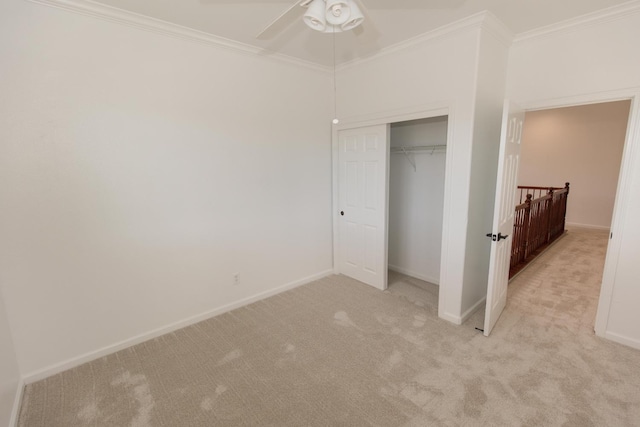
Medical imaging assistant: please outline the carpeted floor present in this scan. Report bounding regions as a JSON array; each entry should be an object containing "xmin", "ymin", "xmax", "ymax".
[{"xmin": 18, "ymin": 228, "xmax": 640, "ymax": 426}]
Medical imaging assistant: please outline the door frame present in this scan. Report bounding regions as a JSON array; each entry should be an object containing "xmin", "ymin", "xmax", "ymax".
[
  {"xmin": 331, "ymin": 103, "xmax": 452, "ymax": 297},
  {"xmin": 518, "ymin": 88, "xmax": 640, "ymax": 345}
]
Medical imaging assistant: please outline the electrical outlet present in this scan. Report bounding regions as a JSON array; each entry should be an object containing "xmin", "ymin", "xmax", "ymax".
[{"xmin": 233, "ymin": 273, "xmax": 239, "ymax": 285}]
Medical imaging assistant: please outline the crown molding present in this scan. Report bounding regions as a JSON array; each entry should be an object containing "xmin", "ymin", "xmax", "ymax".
[
  {"xmin": 480, "ymin": 11, "xmax": 514, "ymax": 47},
  {"xmin": 26, "ymin": 0, "xmax": 331, "ymax": 73},
  {"xmin": 338, "ymin": 11, "xmax": 488, "ymax": 71},
  {"xmin": 514, "ymin": 0, "xmax": 640, "ymax": 44}
]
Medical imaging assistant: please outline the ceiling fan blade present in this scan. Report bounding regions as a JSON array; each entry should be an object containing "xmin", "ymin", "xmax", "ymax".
[
  {"xmin": 256, "ymin": 0, "xmax": 311, "ymax": 40},
  {"xmin": 351, "ymin": 0, "xmax": 381, "ymax": 40}
]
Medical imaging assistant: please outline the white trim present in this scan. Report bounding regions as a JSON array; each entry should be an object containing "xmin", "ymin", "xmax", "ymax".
[
  {"xmin": 462, "ymin": 297, "xmax": 486, "ymax": 325},
  {"xmin": 336, "ymin": 104, "xmax": 450, "ymax": 131},
  {"xmin": 22, "ymin": 269, "xmax": 333, "ymax": 383},
  {"xmin": 25, "ymin": 0, "xmax": 329, "ymax": 74},
  {"xmin": 603, "ymin": 331, "xmax": 640, "ymax": 351},
  {"xmin": 439, "ymin": 311, "xmax": 462, "ymax": 325},
  {"xmin": 331, "ymin": 123, "xmax": 340, "ymax": 276},
  {"xmin": 480, "ymin": 11, "xmax": 515, "ymax": 47},
  {"xmin": 383, "ymin": 124, "xmax": 391, "ymax": 291},
  {"xmin": 437, "ymin": 109, "xmax": 457, "ymax": 323},
  {"xmin": 388, "ymin": 265, "xmax": 440, "ymax": 286},
  {"xmin": 565, "ymin": 222, "xmax": 611, "ymax": 231},
  {"xmin": 9, "ymin": 377, "xmax": 24, "ymax": 427},
  {"xmin": 332, "ymin": 104, "xmax": 455, "ymax": 320},
  {"xmin": 514, "ymin": 0, "xmax": 640, "ymax": 44},
  {"xmin": 596, "ymin": 92, "xmax": 640, "ymax": 338},
  {"xmin": 439, "ymin": 296, "xmax": 486, "ymax": 326},
  {"xmin": 26, "ymin": 0, "xmax": 640, "ymax": 72},
  {"xmin": 338, "ymin": 12, "xmax": 487, "ymax": 71},
  {"xmin": 521, "ymin": 88, "xmax": 637, "ymax": 112},
  {"xmin": 516, "ymin": 88, "xmax": 640, "ymax": 345}
]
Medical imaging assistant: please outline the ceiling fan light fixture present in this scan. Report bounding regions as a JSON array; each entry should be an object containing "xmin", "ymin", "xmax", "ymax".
[
  {"xmin": 325, "ymin": 0, "xmax": 351, "ymax": 26},
  {"xmin": 341, "ymin": 0, "xmax": 364, "ymax": 31},
  {"xmin": 303, "ymin": 0, "xmax": 327, "ymax": 32}
]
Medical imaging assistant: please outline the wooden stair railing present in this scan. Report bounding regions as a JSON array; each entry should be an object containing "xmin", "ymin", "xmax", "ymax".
[{"xmin": 510, "ymin": 182, "xmax": 570, "ymax": 278}]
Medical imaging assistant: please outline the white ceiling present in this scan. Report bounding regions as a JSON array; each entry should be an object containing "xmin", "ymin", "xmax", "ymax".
[{"xmin": 91, "ymin": 0, "xmax": 631, "ymax": 66}]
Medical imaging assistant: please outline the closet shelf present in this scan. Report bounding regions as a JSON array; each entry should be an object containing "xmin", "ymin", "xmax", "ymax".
[
  {"xmin": 391, "ymin": 144, "xmax": 446, "ymax": 171},
  {"xmin": 390, "ymin": 144, "xmax": 447, "ymax": 154}
]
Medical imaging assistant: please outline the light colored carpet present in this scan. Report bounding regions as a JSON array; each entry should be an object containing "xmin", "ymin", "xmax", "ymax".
[{"xmin": 18, "ymin": 228, "xmax": 640, "ymax": 426}]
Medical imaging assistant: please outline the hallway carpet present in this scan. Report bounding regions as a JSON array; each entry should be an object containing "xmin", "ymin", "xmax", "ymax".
[{"xmin": 18, "ymin": 228, "xmax": 640, "ymax": 426}]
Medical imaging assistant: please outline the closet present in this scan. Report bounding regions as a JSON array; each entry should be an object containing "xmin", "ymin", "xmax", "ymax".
[{"xmin": 388, "ymin": 116, "xmax": 448, "ymax": 286}]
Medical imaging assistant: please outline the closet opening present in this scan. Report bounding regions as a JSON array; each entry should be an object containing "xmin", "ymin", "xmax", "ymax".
[{"xmin": 386, "ymin": 116, "xmax": 448, "ymax": 314}]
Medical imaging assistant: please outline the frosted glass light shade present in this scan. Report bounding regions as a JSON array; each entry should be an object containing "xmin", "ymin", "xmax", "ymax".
[
  {"xmin": 303, "ymin": 0, "xmax": 327, "ymax": 32},
  {"xmin": 302, "ymin": 0, "xmax": 364, "ymax": 33},
  {"xmin": 341, "ymin": 0, "xmax": 364, "ymax": 31}
]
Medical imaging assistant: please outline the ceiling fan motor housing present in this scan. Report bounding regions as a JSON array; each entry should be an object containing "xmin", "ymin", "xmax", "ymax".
[
  {"xmin": 302, "ymin": 0, "xmax": 365, "ymax": 33},
  {"xmin": 326, "ymin": 0, "xmax": 351, "ymax": 25}
]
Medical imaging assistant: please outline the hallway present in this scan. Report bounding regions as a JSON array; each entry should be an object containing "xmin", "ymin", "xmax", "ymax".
[{"xmin": 506, "ymin": 227, "xmax": 609, "ymax": 333}]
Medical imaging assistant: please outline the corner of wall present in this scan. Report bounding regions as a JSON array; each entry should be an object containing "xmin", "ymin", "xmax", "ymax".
[
  {"xmin": 9, "ymin": 378, "xmax": 25, "ymax": 427},
  {"xmin": 459, "ymin": 16, "xmax": 511, "ymax": 316}
]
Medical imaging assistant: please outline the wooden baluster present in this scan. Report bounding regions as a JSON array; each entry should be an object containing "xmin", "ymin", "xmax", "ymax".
[
  {"xmin": 546, "ymin": 187, "xmax": 554, "ymax": 243},
  {"xmin": 523, "ymin": 194, "xmax": 532, "ymax": 260}
]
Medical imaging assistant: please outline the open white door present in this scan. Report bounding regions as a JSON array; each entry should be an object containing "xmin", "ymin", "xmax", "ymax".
[
  {"xmin": 484, "ymin": 100, "xmax": 524, "ymax": 336},
  {"xmin": 337, "ymin": 124, "xmax": 389, "ymax": 291}
]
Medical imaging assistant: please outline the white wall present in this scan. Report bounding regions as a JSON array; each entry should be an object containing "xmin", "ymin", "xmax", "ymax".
[
  {"xmin": 336, "ymin": 21, "xmax": 479, "ymax": 324},
  {"xmin": 336, "ymin": 13, "xmax": 511, "ymax": 323},
  {"xmin": 519, "ymin": 101, "xmax": 630, "ymax": 229},
  {"xmin": 389, "ymin": 117, "xmax": 447, "ymax": 284},
  {"xmin": 0, "ymin": 291, "xmax": 21, "ymax": 427},
  {"xmin": 0, "ymin": 0, "xmax": 333, "ymax": 377},
  {"xmin": 507, "ymin": 4, "xmax": 640, "ymax": 349},
  {"xmin": 462, "ymin": 21, "xmax": 511, "ymax": 315}
]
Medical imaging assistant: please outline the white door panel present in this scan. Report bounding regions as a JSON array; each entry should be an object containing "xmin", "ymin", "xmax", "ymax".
[
  {"xmin": 484, "ymin": 101, "xmax": 524, "ymax": 336},
  {"xmin": 338, "ymin": 125, "xmax": 389, "ymax": 291}
]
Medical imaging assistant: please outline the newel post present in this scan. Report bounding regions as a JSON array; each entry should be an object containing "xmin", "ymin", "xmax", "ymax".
[{"xmin": 562, "ymin": 182, "xmax": 570, "ymax": 232}]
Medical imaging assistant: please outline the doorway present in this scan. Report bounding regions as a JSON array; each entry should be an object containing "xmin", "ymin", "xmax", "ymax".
[
  {"xmin": 386, "ymin": 117, "xmax": 448, "ymax": 312},
  {"xmin": 335, "ymin": 114, "xmax": 448, "ymax": 315},
  {"xmin": 509, "ymin": 100, "xmax": 631, "ymax": 327}
]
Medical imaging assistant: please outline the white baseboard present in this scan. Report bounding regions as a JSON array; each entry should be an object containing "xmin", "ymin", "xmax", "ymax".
[
  {"xmin": 566, "ymin": 222, "xmax": 611, "ymax": 231},
  {"xmin": 439, "ymin": 310, "xmax": 463, "ymax": 325},
  {"xmin": 603, "ymin": 330, "xmax": 640, "ymax": 351},
  {"xmin": 388, "ymin": 265, "xmax": 439, "ymax": 286},
  {"xmin": 460, "ymin": 297, "xmax": 486, "ymax": 324},
  {"xmin": 23, "ymin": 269, "xmax": 333, "ymax": 384},
  {"xmin": 10, "ymin": 377, "xmax": 24, "ymax": 427},
  {"xmin": 438, "ymin": 297, "xmax": 485, "ymax": 326}
]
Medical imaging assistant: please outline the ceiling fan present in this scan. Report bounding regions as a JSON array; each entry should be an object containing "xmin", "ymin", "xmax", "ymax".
[{"xmin": 256, "ymin": 0, "xmax": 373, "ymax": 39}]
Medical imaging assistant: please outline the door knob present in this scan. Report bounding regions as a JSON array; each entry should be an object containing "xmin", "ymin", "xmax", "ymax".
[
  {"xmin": 486, "ymin": 232, "xmax": 508, "ymax": 242},
  {"xmin": 340, "ymin": 211, "xmax": 344, "ymax": 216}
]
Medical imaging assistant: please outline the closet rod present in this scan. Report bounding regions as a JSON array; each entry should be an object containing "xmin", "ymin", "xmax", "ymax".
[{"xmin": 390, "ymin": 144, "xmax": 447, "ymax": 153}]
